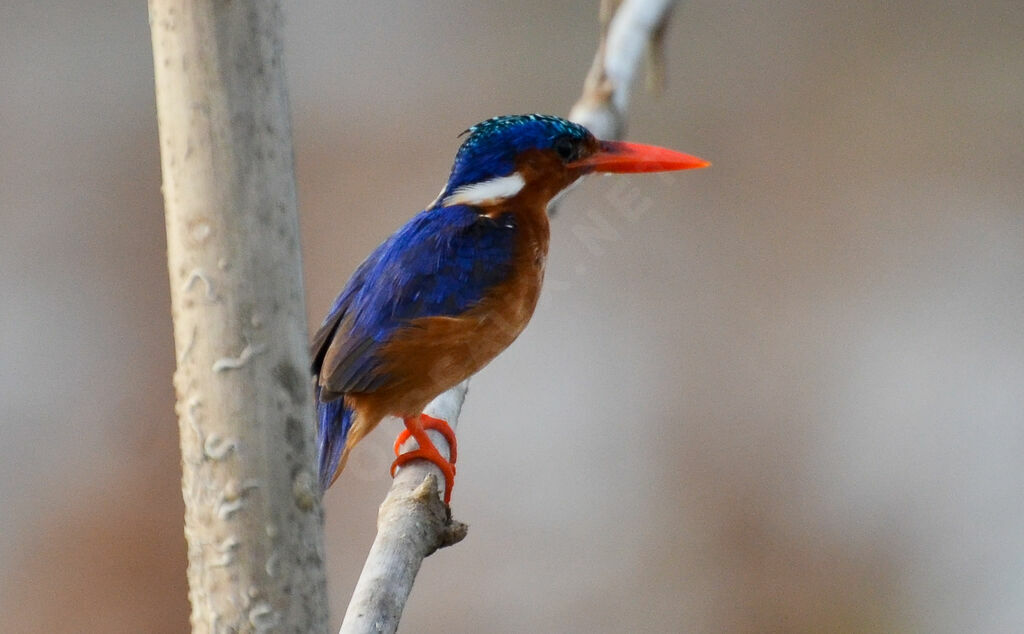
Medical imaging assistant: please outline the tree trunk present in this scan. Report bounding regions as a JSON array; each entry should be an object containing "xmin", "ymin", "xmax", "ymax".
[{"xmin": 149, "ymin": 1, "xmax": 329, "ymax": 631}]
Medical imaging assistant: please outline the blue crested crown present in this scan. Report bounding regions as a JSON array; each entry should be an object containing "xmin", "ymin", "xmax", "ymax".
[{"xmin": 443, "ymin": 114, "xmax": 592, "ymax": 193}]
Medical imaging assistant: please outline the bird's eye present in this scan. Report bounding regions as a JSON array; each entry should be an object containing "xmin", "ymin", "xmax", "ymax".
[{"xmin": 553, "ymin": 136, "xmax": 577, "ymax": 162}]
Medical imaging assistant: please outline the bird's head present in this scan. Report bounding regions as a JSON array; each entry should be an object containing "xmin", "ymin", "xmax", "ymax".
[{"xmin": 434, "ymin": 114, "xmax": 708, "ymax": 209}]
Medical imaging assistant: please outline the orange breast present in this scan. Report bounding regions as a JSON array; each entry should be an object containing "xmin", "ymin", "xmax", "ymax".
[{"xmin": 356, "ymin": 200, "xmax": 551, "ymax": 419}]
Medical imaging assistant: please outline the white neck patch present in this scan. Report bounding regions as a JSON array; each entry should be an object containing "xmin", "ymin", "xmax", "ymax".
[{"xmin": 442, "ymin": 172, "xmax": 526, "ymax": 207}]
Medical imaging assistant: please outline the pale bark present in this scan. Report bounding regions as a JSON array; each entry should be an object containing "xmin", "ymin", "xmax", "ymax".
[
  {"xmin": 338, "ymin": 2, "xmax": 680, "ymax": 632},
  {"xmin": 570, "ymin": 0, "xmax": 679, "ymax": 139},
  {"xmin": 149, "ymin": 1, "xmax": 328, "ymax": 631},
  {"xmin": 339, "ymin": 382, "xmax": 469, "ymax": 634}
]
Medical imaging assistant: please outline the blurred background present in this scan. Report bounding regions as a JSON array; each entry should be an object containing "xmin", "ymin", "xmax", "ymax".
[{"xmin": 2, "ymin": 1, "xmax": 1023, "ymax": 632}]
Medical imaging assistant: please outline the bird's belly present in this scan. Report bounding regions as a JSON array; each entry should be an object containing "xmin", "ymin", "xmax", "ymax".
[{"xmin": 372, "ymin": 259, "xmax": 545, "ymax": 416}]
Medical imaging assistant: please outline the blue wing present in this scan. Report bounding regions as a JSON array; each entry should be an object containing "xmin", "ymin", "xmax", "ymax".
[{"xmin": 311, "ymin": 204, "xmax": 518, "ymax": 399}]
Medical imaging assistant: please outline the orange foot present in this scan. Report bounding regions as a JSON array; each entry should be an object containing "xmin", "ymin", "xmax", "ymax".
[{"xmin": 391, "ymin": 413, "xmax": 458, "ymax": 504}]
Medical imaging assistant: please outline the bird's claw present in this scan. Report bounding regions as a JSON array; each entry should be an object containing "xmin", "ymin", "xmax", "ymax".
[{"xmin": 391, "ymin": 413, "xmax": 458, "ymax": 504}]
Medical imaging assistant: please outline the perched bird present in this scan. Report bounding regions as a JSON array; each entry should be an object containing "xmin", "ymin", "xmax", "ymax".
[{"xmin": 312, "ymin": 114, "xmax": 708, "ymax": 503}]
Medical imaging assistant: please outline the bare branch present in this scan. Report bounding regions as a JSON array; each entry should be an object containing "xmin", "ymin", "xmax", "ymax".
[
  {"xmin": 570, "ymin": 0, "xmax": 679, "ymax": 139},
  {"xmin": 340, "ymin": 382, "xmax": 469, "ymax": 634},
  {"xmin": 149, "ymin": 0, "xmax": 328, "ymax": 630}
]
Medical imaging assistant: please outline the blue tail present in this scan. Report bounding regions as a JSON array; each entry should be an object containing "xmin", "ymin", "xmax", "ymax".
[{"xmin": 316, "ymin": 389, "xmax": 355, "ymax": 492}]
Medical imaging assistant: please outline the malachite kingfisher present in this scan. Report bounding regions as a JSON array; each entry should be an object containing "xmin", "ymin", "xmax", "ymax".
[{"xmin": 312, "ymin": 114, "xmax": 708, "ymax": 503}]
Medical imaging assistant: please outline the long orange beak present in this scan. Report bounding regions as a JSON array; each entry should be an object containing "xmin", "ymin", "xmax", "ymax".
[{"xmin": 570, "ymin": 140, "xmax": 710, "ymax": 173}]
